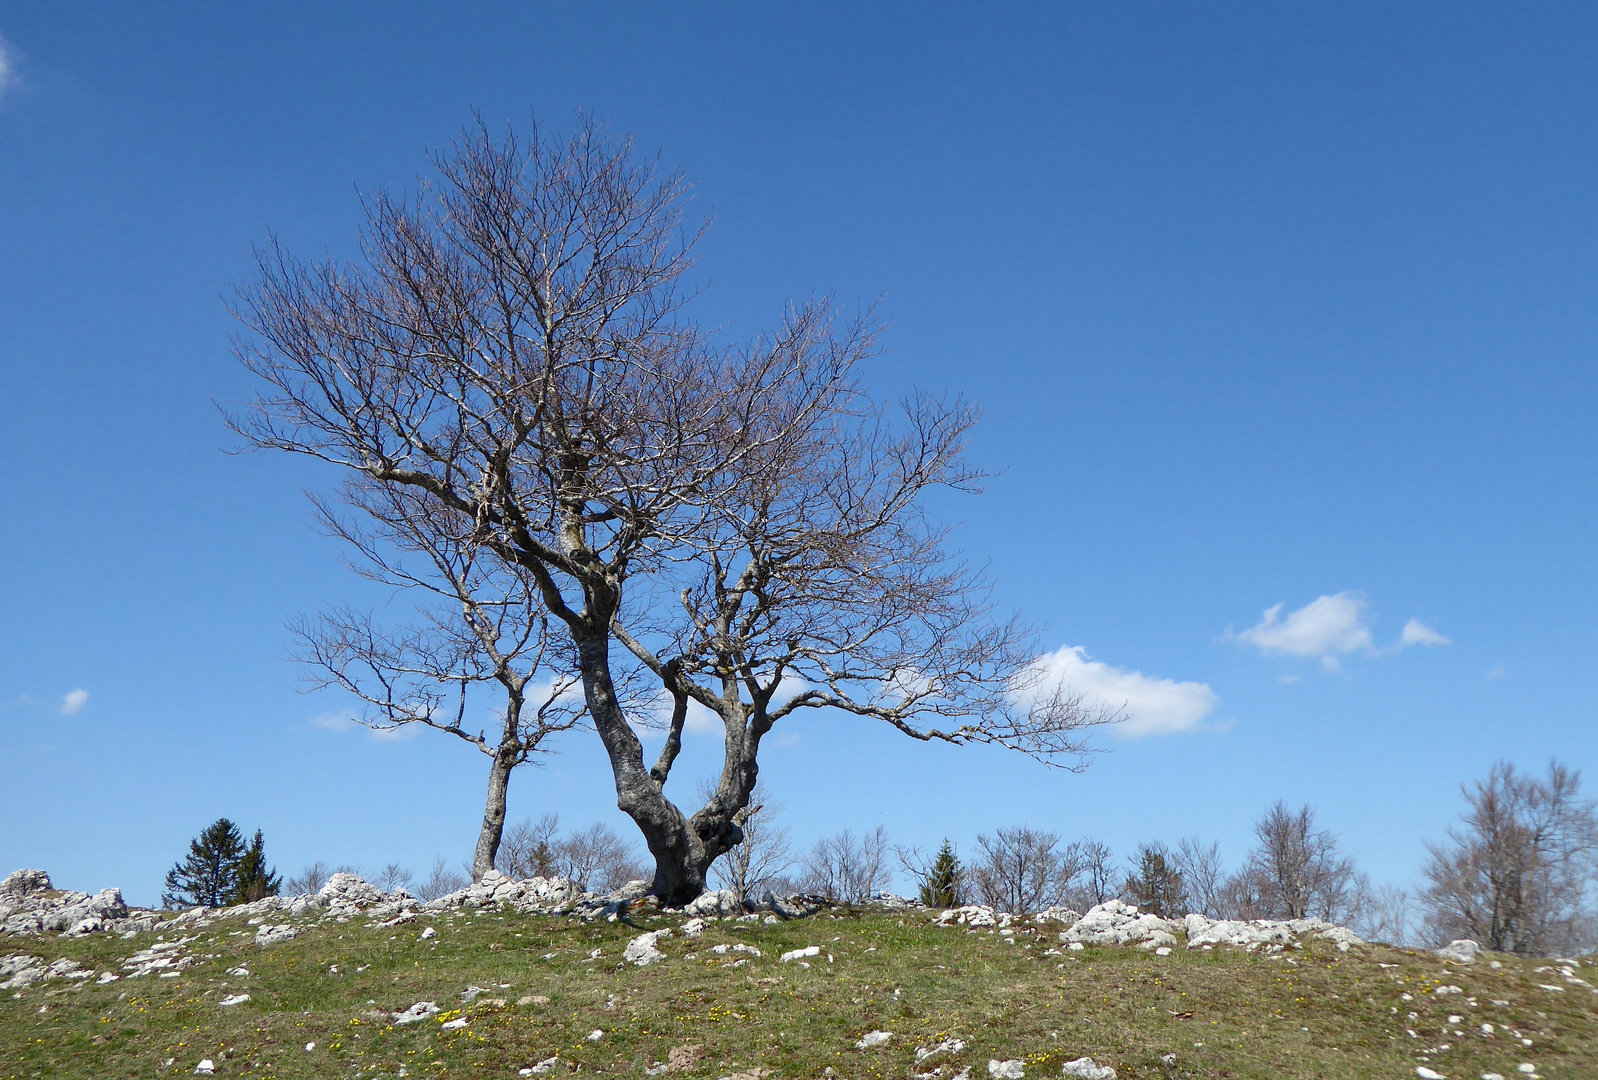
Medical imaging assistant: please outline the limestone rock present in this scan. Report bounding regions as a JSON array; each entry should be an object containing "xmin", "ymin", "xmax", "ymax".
[
  {"xmin": 855, "ymin": 1031, "xmax": 893, "ymax": 1049},
  {"xmin": 1060, "ymin": 1058, "xmax": 1116, "ymax": 1079},
  {"xmin": 1061, "ymin": 901, "xmax": 1177, "ymax": 949},
  {"xmin": 624, "ymin": 929, "xmax": 671, "ymax": 966},
  {"xmin": 254, "ymin": 924, "xmax": 298, "ymax": 947},
  {"xmin": 1438, "ymin": 939, "xmax": 1480, "ymax": 964},
  {"xmin": 988, "ymin": 1059, "xmax": 1025, "ymax": 1078}
]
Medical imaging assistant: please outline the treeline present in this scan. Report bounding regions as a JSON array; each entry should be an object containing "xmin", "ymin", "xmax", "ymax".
[{"xmin": 160, "ymin": 758, "xmax": 1596, "ymax": 958}]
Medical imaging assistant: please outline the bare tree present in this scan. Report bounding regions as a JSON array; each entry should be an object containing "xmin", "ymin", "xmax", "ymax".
[
  {"xmin": 969, "ymin": 827, "xmax": 1083, "ymax": 913},
  {"xmin": 1349, "ymin": 878, "xmax": 1413, "ymax": 946},
  {"xmin": 1173, "ymin": 837, "xmax": 1226, "ymax": 919},
  {"xmin": 1420, "ymin": 760, "xmax": 1598, "ymax": 956},
  {"xmin": 1242, "ymin": 801, "xmax": 1358, "ymax": 921},
  {"xmin": 291, "ymin": 487, "xmax": 587, "ymax": 879},
  {"xmin": 1067, "ymin": 839, "xmax": 1117, "ymax": 911},
  {"xmin": 497, "ymin": 814, "xmax": 562, "ymax": 879},
  {"xmin": 414, "ymin": 856, "xmax": 470, "ymax": 902},
  {"xmin": 284, "ymin": 861, "xmax": 330, "ymax": 897},
  {"xmin": 555, "ymin": 821, "xmax": 651, "ymax": 892},
  {"xmin": 709, "ymin": 782, "xmax": 793, "ymax": 904},
  {"xmin": 233, "ymin": 116, "xmax": 1117, "ymax": 904},
  {"xmin": 802, "ymin": 827, "xmax": 891, "ymax": 904},
  {"xmin": 375, "ymin": 863, "xmax": 414, "ymax": 893}
]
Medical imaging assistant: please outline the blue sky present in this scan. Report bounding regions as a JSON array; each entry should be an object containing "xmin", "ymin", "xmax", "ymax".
[{"xmin": 2, "ymin": 2, "xmax": 1595, "ymax": 907}]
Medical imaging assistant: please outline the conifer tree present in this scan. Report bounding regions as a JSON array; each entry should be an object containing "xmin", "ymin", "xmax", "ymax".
[
  {"xmin": 231, "ymin": 829, "xmax": 282, "ymax": 903},
  {"xmin": 161, "ymin": 818, "xmax": 246, "ymax": 909},
  {"xmin": 920, "ymin": 839, "xmax": 965, "ymax": 908},
  {"xmin": 1122, "ymin": 842, "xmax": 1187, "ymax": 917}
]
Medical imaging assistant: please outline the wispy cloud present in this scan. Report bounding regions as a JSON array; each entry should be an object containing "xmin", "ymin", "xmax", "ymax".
[
  {"xmin": 0, "ymin": 33, "xmax": 20, "ymax": 99},
  {"xmin": 59, "ymin": 689, "xmax": 89, "ymax": 715},
  {"xmin": 1028, "ymin": 645, "xmax": 1220, "ymax": 737},
  {"xmin": 1399, "ymin": 618, "xmax": 1449, "ymax": 648},
  {"xmin": 307, "ymin": 711, "xmax": 420, "ymax": 742},
  {"xmin": 1238, "ymin": 592, "xmax": 1374, "ymax": 659},
  {"xmin": 1233, "ymin": 592, "xmax": 1449, "ymax": 668}
]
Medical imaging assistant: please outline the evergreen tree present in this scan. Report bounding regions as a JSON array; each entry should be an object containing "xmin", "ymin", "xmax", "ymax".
[
  {"xmin": 1122, "ymin": 842, "xmax": 1187, "ymax": 918},
  {"xmin": 161, "ymin": 818, "xmax": 246, "ymax": 909},
  {"xmin": 919, "ymin": 838, "xmax": 965, "ymax": 908},
  {"xmin": 231, "ymin": 829, "xmax": 282, "ymax": 903}
]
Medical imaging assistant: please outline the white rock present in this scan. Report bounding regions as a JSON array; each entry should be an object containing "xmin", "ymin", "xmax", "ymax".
[
  {"xmin": 420, "ymin": 926, "xmax": 436, "ymax": 940},
  {"xmin": 856, "ymin": 1030, "xmax": 893, "ymax": 1049},
  {"xmin": 683, "ymin": 889, "xmax": 745, "ymax": 917},
  {"xmin": 1062, "ymin": 901, "xmax": 1177, "ymax": 949},
  {"xmin": 586, "ymin": 1029, "xmax": 604, "ymax": 1041},
  {"xmin": 441, "ymin": 1017, "xmax": 468, "ymax": 1030},
  {"xmin": 916, "ymin": 1037, "xmax": 967, "ymax": 1061},
  {"xmin": 393, "ymin": 1001, "xmax": 440, "ymax": 1025},
  {"xmin": 194, "ymin": 1060, "xmax": 214, "ymax": 1075},
  {"xmin": 522, "ymin": 1057, "xmax": 559, "ymax": 1075},
  {"xmin": 304, "ymin": 1042, "xmax": 316, "ymax": 1052},
  {"xmin": 219, "ymin": 994, "xmax": 250, "ymax": 1007},
  {"xmin": 1061, "ymin": 1059, "xmax": 1116, "ymax": 1080},
  {"xmin": 624, "ymin": 929, "xmax": 672, "ymax": 966},
  {"xmin": 682, "ymin": 918, "xmax": 707, "ymax": 937},
  {"xmin": 1437, "ymin": 939, "xmax": 1480, "ymax": 964},
  {"xmin": 1433, "ymin": 984, "xmax": 1463, "ymax": 995},
  {"xmin": 988, "ymin": 1059, "xmax": 1025, "ymax": 1079},
  {"xmin": 781, "ymin": 945, "xmax": 821, "ymax": 962},
  {"xmin": 254, "ymin": 924, "xmax": 298, "ymax": 947},
  {"xmin": 1416, "ymin": 1070, "xmax": 1445, "ymax": 1080},
  {"xmin": 1518, "ymin": 1067, "xmax": 1537, "ymax": 1076}
]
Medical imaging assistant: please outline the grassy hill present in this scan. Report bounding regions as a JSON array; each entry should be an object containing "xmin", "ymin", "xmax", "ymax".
[{"xmin": 3, "ymin": 900, "xmax": 1594, "ymax": 1079}]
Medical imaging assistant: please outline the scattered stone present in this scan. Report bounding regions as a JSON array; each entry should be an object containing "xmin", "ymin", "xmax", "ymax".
[
  {"xmin": 625, "ymin": 929, "xmax": 671, "ymax": 966},
  {"xmin": 781, "ymin": 945, "xmax": 821, "ymax": 963},
  {"xmin": 254, "ymin": 925, "xmax": 297, "ymax": 947},
  {"xmin": 856, "ymin": 1030, "xmax": 893, "ymax": 1049},
  {"xmin": 1433, "ymin": 985, "xmax": 1463, "ymax": 996},
  {"xmin": 916, "ymin": 1037, "xmax": 967, "ymax": 1061},
  {"xmin": 219, "ymin": 994, "xmax": 250, "ymax": 1007},
  {"xmin": 1415, "ymin": 1069, "xmax": 1444, "ymax": 1080},
  {"xmin": 440, "ymin": 1017, "xmax": 468, "ymax": 1030},
  {"xmin": 420, "ymin": 927, "xmax": 436, "ymax": 940},
  {"xmin": 1061, "ymin": 1059, "xmax": 1115, "ymax": 1079},
  {"xmin": 682, "ymin": 918, "xmax": 707, "ymax": 937},
  {"xmin": 989, "ymin": 1059, "xmax": 1025, "ymax": 1078},
  {"xmin": 1438, "ymin": 939, "xmax": 1480, "ymax": 964},
  {"xmin": 711, "ymin": 943, "xmax": 761, "ymax": 958},
  {"xmin": 586, "ymin": 1029, "xmax": 604, "ymax": 1041},
  {"xmin": 194, "ymin": 1059, "xmax": 215, "ymax": 1075},
  {"xmin": 393, "ymin": 1001, "xmax": 440, "ymax": 1025},
  {"xmin": 520, "ymin": 1056, "xmax": 559, "ymax": 1075}
]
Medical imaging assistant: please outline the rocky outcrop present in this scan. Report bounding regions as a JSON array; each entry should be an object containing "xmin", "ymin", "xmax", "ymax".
[
  {"xmin": 1061, "ymin": 901, "xmax": 1178, "ymax": 950},
  {"xmin": 1182, "ymin": 913, "xmax": 1363, "ymax": 953},
  {"xmin": 1, "ymin": 868, "xmax": 150, "ymax": 937}
]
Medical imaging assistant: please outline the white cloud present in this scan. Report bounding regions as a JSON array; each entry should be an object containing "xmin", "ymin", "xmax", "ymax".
[
  {"xmin": 1027, "ymin": 645, "xmax": 1219, "ymax": 737},
  {"xmin": 58, "ymin": 689, "xmax": 89, "ymax": 715},
  {"xmin": 1399, "ymin": 618, "xmax": 1450, "ymax": 648},
  {"xmin": 0, "ymin": 34, "xmax": 19, "ymax": 99},
  {"xmin": 307, "ymin": 710, "xmax": 420, "ymax": 742},
  {"xmin": 1238, "ymin": 593, "xmax": 1374, "ymax": 659}
]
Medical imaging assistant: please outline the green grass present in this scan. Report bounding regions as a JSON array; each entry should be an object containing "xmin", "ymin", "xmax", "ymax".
[{"xmin": 3, "ymin": 905, "xmax": 1594, "ymax": 1079}]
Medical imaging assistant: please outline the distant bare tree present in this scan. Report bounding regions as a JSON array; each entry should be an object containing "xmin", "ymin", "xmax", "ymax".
[
  {"xmin": 284, "ymin": 861, "xmax": 330, "ymax": 897},
  {"xmin": 233, "ymin": 115, "xmax": 1120, "ymax": 904},
  {"xmin": 375, "ymin": 863, "xmax": 414, "ymax": 893},
  {"xmin": 709, "ymin": 782, "xmax": 793, "ymax": 904},
  {"xmin": 1173, "ymin": 838, "xmax": 1226, "ymax": 919},
  {"xmin": 1349, "ymin": 878, "xmax": 1413, "ymax": 946},
  {"xmin": 802, "ymin": 827, "xmax": 891, "ymax": 904},
  {"xmin": 1122, "ymin": 841, "xmax": 1187, "ymax": 917},
  {"xmin": 555, "ymin": 822, "xmax": 651, "ymax": 893},
  {"xmin": 414, "ymin": 856, "xmax": 470, "ymax": 902},
  {"xmin": 1066, "ymin": 839, "xmax": 1117, "ymax": 911},
  {"xmin": 497, "ymin": 814, "xmax": 562, "ymax": 879},
  {"xmin": 1241, "ymin": 801, "xmax": 1358, "ymax": 921},
  {"xmin": 970, "ymin": 827, "xmax": 1083, "ymax": 913},
  {"xmin": 1420, "ymin": 760, "xmax": 1598, "ymax": 956}
]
